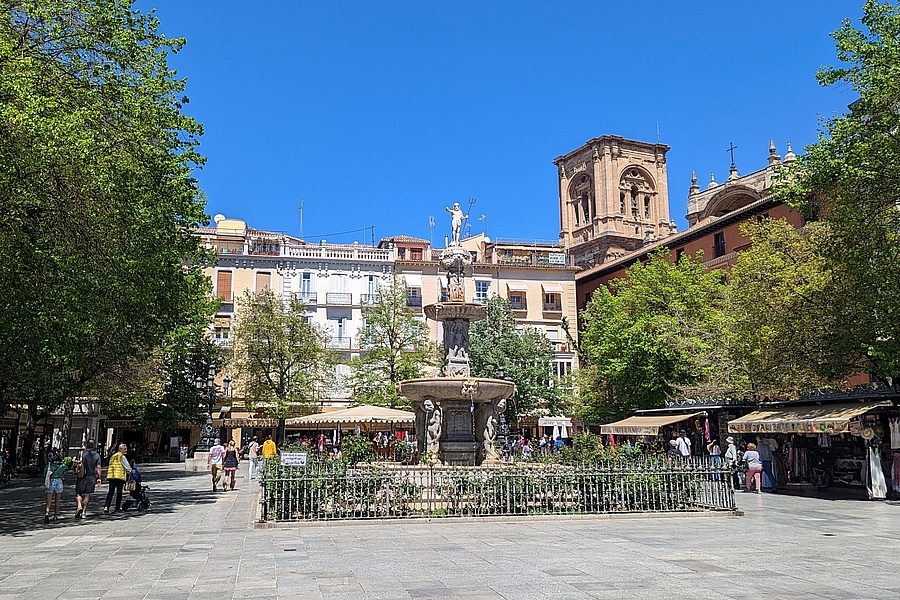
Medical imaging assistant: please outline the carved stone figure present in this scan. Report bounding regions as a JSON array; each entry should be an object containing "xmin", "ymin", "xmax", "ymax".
[
  {"xmin": 445, "ymin": 202, "xmax": 467, "ymax": 246},
  {"xmin": 424, "ymin": 398, "xmax": 442, "ymax": 455}
]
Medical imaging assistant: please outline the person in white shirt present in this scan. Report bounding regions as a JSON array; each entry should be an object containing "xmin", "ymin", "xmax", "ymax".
[
  {"xmin": 247, "ymin": 436, "xmax": 260, "ymax": 480},
  {"xmin": 675, "ymin": 430, "xmax": 692, "ymax": 458},
  {"xmin": 207, "ymin": 439, "xmax": 225, "ymax": 492}
]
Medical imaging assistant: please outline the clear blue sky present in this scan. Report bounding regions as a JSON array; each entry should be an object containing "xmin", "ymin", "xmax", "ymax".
[{"xmin": 143, "ymin": 1, "xmax": 859, "ymax": 245}]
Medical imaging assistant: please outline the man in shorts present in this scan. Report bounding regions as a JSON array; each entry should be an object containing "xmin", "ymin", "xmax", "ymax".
[
  {"xmin": 207, "ymin": 438, "xmax": 225, "ymax": 492},
  {"xmin": 247, "ymin": 436, "xmax": 260, "ymax": 480},
  {"xmin": 75, "ymin": 439, "xmax": 102, "ymax": 518}
]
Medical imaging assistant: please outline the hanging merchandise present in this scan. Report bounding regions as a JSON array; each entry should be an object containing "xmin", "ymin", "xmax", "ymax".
[
  {"xmin": 867, "ymin": 446, "xmax": 887, "ymax": 500},
  {"xmin": 889, "ymin": 418, "xmax": 900, "ymax": 450},
  {"xmin": 893, "ymin": 452, "xmax": 900, "ymax": 493}
]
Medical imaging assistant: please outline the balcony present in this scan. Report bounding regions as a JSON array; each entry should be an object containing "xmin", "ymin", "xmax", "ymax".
[
  {"xmin": 360, "ymin": 294, "xmax": 379, "ymax": 306},
  {"xmin": 326, "ymin": 292, "xmax": 352, "ymax": 305},
  {"xmin": 328, "ymin": 337, "xmax": 352, "ymax": 350},
  {"xmin": 292, "ymin": 292, "xmax": 318, "ymax": 305},
  {"xmin": 211, "ymin": 336, "xmax": 232, "ymax": 348},
  {"xmin": 543, "ymin": 303, "xmax": 562, "ymax": 312},
  {"xmin": 407, "ymin": 296, "xmax": 423, "ymax": 308}
]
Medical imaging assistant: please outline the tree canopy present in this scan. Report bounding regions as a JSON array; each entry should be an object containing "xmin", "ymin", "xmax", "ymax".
[
  {"xmin": 776, "ymin": 0, "xmax": 900, "ymax": 381},
  {"xmin": 347, "ymin": 276, "xmax": 438, "ymax": 409},
  {"xmin": 231, "ymin": 290, "xmax": 335, "ymax": 419},
  {"xmin": 576, "ymin": 250, "xmax": 734, "ymax": 421},
  {"xmin": 468, "ymin": 295, "xmax": 558, "ymax": 424},
  {"xmin": 0, "ymin": 1, "xmax": 212, "ymax": 417}
]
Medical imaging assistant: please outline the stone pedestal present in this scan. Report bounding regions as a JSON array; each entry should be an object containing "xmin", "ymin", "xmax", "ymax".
[{"xmin": 184, "ymin": 451, "xmax": 210, "ymax": 472}]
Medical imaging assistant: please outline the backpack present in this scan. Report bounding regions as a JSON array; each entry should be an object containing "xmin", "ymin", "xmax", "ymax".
[{"xmin": 73, "ymin": 451, "xmax": 85, "ymax": 477}]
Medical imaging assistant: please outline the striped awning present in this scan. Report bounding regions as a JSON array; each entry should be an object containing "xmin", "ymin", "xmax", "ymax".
[{"xmin": 728, "ymin": 401, "xmax": 891, "ymax": 435}]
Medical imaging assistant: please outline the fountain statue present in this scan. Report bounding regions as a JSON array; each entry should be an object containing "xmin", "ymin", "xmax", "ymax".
[{"xmin": 399, "ymin": 206, "xmax": 515, "ymax": 465}]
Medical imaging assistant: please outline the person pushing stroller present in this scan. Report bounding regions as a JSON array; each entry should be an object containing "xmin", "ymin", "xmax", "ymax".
[{"xmin": 122, "ymin": 463, "xmax": 151, "ymax": 511}]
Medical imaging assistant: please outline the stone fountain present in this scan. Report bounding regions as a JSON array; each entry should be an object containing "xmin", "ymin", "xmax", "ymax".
[{"xmin": 398, "ymin": 204, "xmax": 515, "ymax": 466}]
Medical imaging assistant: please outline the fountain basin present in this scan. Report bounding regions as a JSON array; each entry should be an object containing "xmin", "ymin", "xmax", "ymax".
[
  {"xmin": 399, "ymin": 377, "xmax": 515, "ymax": 403},
  {"xmin": 423, "ymin": 302, "xmax": 487, "ymax": 322}
]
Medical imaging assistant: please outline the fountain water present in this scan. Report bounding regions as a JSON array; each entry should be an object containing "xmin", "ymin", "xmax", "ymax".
[{"xmin": 399, "ymin": 213, "xmax": 515, "ymax": 466}]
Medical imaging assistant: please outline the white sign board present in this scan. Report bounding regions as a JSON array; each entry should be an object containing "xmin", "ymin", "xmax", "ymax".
[
  {"xmin": 548, "ymin": 253, "xmax": 567, "ymax": 265},
  {"xmin": 280, "ymin": 452, "xmax": 308, "ymax": 467}
]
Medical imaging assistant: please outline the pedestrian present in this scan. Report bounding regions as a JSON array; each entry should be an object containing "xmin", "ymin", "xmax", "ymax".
[
  {"xmin": 554, "ymin": 436, "xmax": 565, "ymax": 453},
  {"xmin": 75, "ymin": 439, "xmax": 102, "ymax": 519},
  {"xmin": 724, "ymin": 436, "xmax": 741, "ymax": 488},
  {"xmin": 104, "ymin": 443, "xmax": 133, "ymax": 514},
  {"xmin": 261, "ymin": 434, "xmax": 277, "ymax": 476},
  {"xmin": 675, "ymin": 429, "xmax": 692, "ymax": 458},
  {"xmin": 208, "ymin": 438, "xmax": 225, "ymax": 492},
  {"xmin": 262, "ymin": 435, "xmax": 277, "ymax": 458},
  {"xmin": 742, "ymin": 442, "xmax": 763, "ymax": 493},
  {"xmin": 247, "ymin": 435, "xmax": 260, "ymax": 480},
  {"xmin": 222, "ymin": 439, "xmax": 239, "ymax": 491},
  {"xmin": 756, "ymin": 436, "xmax": 777, "ymax": 493},
  {"xmin": 43, "ymin": 448, "xmax": 67, "ymax": 523}
]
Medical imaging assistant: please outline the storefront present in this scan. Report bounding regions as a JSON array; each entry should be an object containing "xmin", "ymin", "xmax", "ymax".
[
  {"xmin": 728, "ymin": 397, "xmax": 900, "ymax": 498},
  {"xmin": 600, "ymin": 411, "xmax": 709, "ymax": 453}
]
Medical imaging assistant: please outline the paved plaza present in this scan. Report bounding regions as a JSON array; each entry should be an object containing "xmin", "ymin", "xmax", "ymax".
[{"xmin": 0, "ymin": 463, "xmax": 897, "ymax": 600}]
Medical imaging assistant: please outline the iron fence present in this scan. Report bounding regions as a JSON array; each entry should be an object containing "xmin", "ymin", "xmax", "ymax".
[{"xmin": 259, "ymin": 459, "xmax": 736, "ymax": 522}]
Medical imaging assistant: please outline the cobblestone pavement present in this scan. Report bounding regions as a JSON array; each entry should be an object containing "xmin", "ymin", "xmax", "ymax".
[{"xmin": 0, "ymin": 463, "xmax": 897, "ymax": 599}]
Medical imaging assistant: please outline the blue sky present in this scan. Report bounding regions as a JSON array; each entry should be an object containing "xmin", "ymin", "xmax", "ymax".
[{"xmin": 144, "ymin": 1, "xmax": 860, "ymax": 245}]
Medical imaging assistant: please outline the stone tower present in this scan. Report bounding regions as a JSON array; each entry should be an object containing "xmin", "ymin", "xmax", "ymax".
[{"xmin": 554, "ymin": 135, "xmax": 676, "ymax": 268}]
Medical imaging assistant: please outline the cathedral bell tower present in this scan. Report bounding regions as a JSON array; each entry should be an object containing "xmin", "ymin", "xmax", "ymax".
[{"xmin": 554, "ymin": 135, "xmax": 676, "ymax": 268}]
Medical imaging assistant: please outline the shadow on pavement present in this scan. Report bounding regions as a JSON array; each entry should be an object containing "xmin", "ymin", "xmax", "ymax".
[{"xmin": 0, "ymin": 463, "xmax": 245, "ymax": 537}]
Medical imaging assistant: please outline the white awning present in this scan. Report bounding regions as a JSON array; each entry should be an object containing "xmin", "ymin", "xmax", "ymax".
[
  {"xmin": 600, "ymin": 412, "xmax": 706, "ymax": 436},
  {"xmin": 506, "ymin": 280, "xmax": 529, "ymax": 292},
  {"xmin": 403, "ymin": 273, "xmax": 423, "ymax": 288},
  {"xmin": 541, "ymin": 282, "xmax": 564, "ymax": 294}
]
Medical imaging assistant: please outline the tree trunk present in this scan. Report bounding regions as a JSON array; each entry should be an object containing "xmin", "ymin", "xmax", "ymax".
[{"xmin": 59, "ymin": 396, "xmax": 76, "ymax": 456}]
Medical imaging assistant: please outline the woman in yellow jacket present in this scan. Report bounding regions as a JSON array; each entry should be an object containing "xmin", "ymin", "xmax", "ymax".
[{"xmin": 104, "ymin": 443, "xmax": 133, "ymax": 514}]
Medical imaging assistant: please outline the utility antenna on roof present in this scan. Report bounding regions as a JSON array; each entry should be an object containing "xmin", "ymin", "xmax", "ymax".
[{"xmin": 296, "ymin": 197, "xmax": 305, "ymax": 241}]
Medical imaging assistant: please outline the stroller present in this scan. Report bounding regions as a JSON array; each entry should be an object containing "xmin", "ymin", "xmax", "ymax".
[{"xmin": 123, "ymin": 466, "xmax": 152, "ymax": 511}]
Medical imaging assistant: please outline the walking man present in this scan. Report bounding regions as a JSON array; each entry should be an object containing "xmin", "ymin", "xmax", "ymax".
[
  {"xmin": 207, "ymin": 438, "xmax": 225, "ymax": 492},
  {"xmin": 75, "ymin": 439, "xmax": 101, "ymax": 519},
  {"xmin": 675, "ymin": 430, "xmax": 692, "ymax": 459},
  {"xmin": 247, "ymin": 436, "xmax": 260, "ymax": 480}
]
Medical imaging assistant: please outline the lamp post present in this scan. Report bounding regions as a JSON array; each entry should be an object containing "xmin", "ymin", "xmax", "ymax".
[{"xmin": 194, "ymin": 364, "xmax": 231, "ymax": 453}]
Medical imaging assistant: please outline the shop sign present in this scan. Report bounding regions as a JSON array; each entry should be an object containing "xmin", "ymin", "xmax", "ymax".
[{"xmin": 281, "ymin": 452, "xmax": 308, "ymax": 467}]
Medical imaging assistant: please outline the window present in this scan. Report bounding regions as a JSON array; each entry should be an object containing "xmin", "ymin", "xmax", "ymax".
[
  {"xmin": 407, "ymin": 287, "xmax": 422, "ymax": 307},
  {"xmin": 631, "ymin": 186, "xmax": 639, "ymax": 217},
  {"xmin": 675, "ymin": 248, "xmax": 684, "ymax": 263},
  {"xmin": 644, "ymin": 196, "xmax": 651, "ymax": 218},
  {"xmin": 410, "ymin": 248, "xmax": 423, "ymax": 260},
  {"xmin": 475, "ymin": 281, "xmax": 489, "ymax": 303},
  {"xmin": 255, "ymin": 271, "xmax": 271, "ymax": 293},
  {"xmin": 301, "ymin": 272, "xmax": 311, "ymax": 294},
  {"xmin": 397, "ymin": 247, "xmax": 406, "ymax": 259},
  {"xmin": 543, "ymin": 293, "xmax": 562, "ymax": 311},
  {"xmin": 509, "ymin": 293, "xmax": 524, "ymax": 310},
  {"xmin": 714, "ymin": 232, "xmax": 726, "ymax": 258},
  {"xmin": 619, "ymin": 192, "xmax": 626, "ymax": 214},
  {"xmin": 216, "ymin": 270, "xmax": 233, "ymax": 301}
]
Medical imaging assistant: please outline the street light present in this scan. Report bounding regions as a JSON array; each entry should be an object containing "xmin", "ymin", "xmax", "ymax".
[{"xmin": 194, "ymin": 364, "xmax": 231, "ymax": 453}]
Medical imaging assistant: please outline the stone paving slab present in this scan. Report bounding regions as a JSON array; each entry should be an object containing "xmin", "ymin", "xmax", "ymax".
[{"xmin": 0, "ymin": 463, "xmax": 898, "ymax": 599}]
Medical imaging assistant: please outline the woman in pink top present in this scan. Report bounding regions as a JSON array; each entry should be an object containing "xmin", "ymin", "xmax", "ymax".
[{"xmin": 742, "ymin": 442, "xmax": 763, "ymax": 493}]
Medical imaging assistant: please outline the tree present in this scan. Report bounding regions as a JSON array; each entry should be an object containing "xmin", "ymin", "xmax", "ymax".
[
  {"xmin": 231, "ymin": 290, "xmax": 335, "ymax": 424},
  {"xmin": 576, "ymin": 250, "xmax": 735, "ymax": 421},
  {"xmin": 468, "ymin": 295, "xmax": 558, "ymax": 424},
  {"xmin": 776, "ymin": 0, "xmax": 900, "ymax": 380},
  {"xmin": 347, "ymin": 276, "xmax": 438, "ymax": 409},
  {"xmin": 728, "ymin": 219, "xmax": 851, "ymax": 396},
  {"xmin": 0, "ymin": 2, "xmax": 211, "ymax": 457}
]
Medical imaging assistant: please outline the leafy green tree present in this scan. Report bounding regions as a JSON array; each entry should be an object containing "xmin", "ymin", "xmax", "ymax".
[
  {"xmin": 577, "ymin": 250, "xmax": 734, "ymax": 421},
  {"xmin": 348, "ymin": 276, "xmax": 438, "ymax": 409},
  {"xmin": 728, "ymin": 219, "xmax": 850, "ymax": 396},
  {"xmin": 231, "ymin": 290, "xmax": 335, "ymax": 425},
  {"xmin": 469, "ymin": 295, "xmax": 558, "ymax": 424},
  {"xmin": 0, "ymin": 2, "xmax": 211, "ymax": 458},
  {"xmin": 776, "ymin": 0, "xmax": 900, "ymax": 380}
]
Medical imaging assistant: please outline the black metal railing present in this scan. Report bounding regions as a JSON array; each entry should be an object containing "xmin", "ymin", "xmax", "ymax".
[{"xmin": 259, "ymin": 459, "xmax": 735, "ymax": 522}]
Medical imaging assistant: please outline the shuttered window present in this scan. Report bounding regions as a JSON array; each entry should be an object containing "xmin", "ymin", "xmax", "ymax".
[
  {"xmin": 216, "ymin": 271, "xmax": 233, "ymax": 301},
  {"xmin": 255, "ymin": 271, "xmax": 271, "ymax": 293}
]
